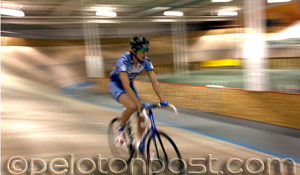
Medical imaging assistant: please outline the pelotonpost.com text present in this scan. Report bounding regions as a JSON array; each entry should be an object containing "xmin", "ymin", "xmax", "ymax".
[{"xmin": 6, "ymin": 154, "xmax": 296, "ymax": 175}]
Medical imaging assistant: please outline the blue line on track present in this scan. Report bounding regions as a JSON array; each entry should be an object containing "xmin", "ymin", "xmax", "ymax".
[{"xmin": 154, "ymin": 119, "xmax": 300, "ymax": 164}]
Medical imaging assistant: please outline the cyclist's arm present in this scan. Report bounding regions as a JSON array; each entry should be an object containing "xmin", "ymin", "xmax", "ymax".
[
  {"xmin": 147, "ymin": 70, "xmax": 165, "ymax": 101},
  {"xmin": 119, "ymin": 72, "xmax": 142, "ymax": 109}
]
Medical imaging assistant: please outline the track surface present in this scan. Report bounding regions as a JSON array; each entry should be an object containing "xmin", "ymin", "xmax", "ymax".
[{"xmin": 2, "ymin": 70, "xmax": 300, "ymax": 174}]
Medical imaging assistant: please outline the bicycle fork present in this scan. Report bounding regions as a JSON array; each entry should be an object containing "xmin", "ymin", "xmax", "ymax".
[{"xmin": 135, "ymin": 124, "xmax": 151, "ymax": 152}]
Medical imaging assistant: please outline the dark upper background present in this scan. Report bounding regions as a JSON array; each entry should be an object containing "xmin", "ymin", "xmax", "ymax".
[{"xmin": 2, "ymin": 0, "xmax": 300, "ymax": 40}]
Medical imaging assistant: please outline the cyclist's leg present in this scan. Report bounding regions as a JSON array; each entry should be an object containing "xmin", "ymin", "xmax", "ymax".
[
  {"xmin": 115, "ymin": 94, "xmax": 137, "ymax": 147},
  {"xmin": 129, "ymin": 83, "xmax": 148, "ymax": 157},
  {"xmin": 136, "ymin": 111, "xmax": 148, "ymax": 158},
  {"xmin": 130, "ymin": 83, "xmax": 145, "ymax": 137},
  {"xmin": 136, "ymin": 112, "xmax": 145, "ymax": 137},
  {"xmin": 118, "ymin": 93, "xmax": 138, "ymax": 127},
  {"xmin": 109, "ymin": 81, "xmax": 137, "ymax": 127},
  {"xmin": 109, "ymin": 81, "xmax": 135, "ymax": 146}
]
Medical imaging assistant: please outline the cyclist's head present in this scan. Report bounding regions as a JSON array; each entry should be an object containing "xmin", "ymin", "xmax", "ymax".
[{"xmin": 130, "ymin": 35, "xmax": 150, "ymax": 52}]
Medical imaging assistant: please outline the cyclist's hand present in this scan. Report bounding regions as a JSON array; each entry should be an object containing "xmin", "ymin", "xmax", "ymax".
[
  {"xmin": 160, "ymin": 101, "xmax": 169, "ymax": 106},
  {"xmin": 140, "ymin": 103, "xmax": 152, "ymax": 110}
]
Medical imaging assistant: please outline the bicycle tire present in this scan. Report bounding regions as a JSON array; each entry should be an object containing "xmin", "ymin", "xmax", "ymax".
[
  {"xmin": 147, "ymin": 131, "xmax": 184, "ymax": 174},
  {"xmin": 107, "ymin": 117, "xmax": 136, "ymax": 163}
]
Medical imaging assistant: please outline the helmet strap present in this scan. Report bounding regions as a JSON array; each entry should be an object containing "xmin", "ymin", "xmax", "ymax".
[{"xmin": 130, "ymin": 51, "xmax": 143, "ymax": 63}]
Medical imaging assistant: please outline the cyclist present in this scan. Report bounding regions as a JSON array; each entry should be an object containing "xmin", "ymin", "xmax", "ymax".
[{"xmin": 108, "ymin": 35, "xmax": 169, "ymax": 158}]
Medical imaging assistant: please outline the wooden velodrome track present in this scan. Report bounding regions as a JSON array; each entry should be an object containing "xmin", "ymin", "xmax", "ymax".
[{"xmin": 2, "ymin": 58, "xmax": 300, "ymax": 175}]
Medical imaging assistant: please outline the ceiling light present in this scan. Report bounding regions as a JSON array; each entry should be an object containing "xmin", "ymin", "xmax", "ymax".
[
  {"xmin": 0, "ymin": 8, "xmax": 25, "ymax": 17},
  {"xmin": 267, "ymin": 0, "xmax": 291, "ymax": 3},
  {"xmin": 153, "ymin": 19, "xmax": 176, "ymax": 22},
  {"xmin": 212, "ymin": 0, "xmax": 232, "ymax": 2},
  {"xmin": 217, "ymin": 12, "xmax": 238, "ymax": 16},
  {"xmin": 164, "ymin": 11, "xmax": 183, "ymax": 16},
  {"xmin": 96, "ymin": 11, "xmax": 117, "ymax": 17}
]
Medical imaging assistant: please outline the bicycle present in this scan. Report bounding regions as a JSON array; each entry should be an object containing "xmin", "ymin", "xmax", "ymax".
[{"xmin": 107, "ymin": 103, "xmax": 184, "ymax": 173}]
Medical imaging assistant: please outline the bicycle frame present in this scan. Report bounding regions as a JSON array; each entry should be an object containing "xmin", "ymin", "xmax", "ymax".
[
  {"xmin": 135, "ymin": 104, "xmax": 178, "ymax": 156},
  {"xmin": 135, "ymin": 110, "xmax": 156, "ymax": 152}
]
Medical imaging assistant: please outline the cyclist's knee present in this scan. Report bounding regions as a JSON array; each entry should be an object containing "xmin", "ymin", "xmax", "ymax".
[{"xmin": 126, "ymin": 104, "xmax": 137, "ymax": 113}]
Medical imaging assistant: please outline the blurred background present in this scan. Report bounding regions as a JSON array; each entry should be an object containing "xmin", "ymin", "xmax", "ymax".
[
  {"xmin": 2, "ymin": 0, "xmax": 300, "ymax": 92},
  {"xmin": 1, "ymin": 0, "xmax": 300, "ymax": 135},
  {"xmin": 1, "ymin": 0, "xmax": 300, "ymax": 174}
]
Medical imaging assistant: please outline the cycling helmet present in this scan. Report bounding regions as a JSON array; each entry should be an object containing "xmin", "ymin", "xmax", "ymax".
[{"xmin": 130, "ymin": 35, "xmax": 150, "ymax": 50}]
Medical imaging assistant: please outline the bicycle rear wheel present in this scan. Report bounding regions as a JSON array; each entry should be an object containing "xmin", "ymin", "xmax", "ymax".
[
  {"xmin": 107, "ymin": 117, "xmax": 136, "ymax": 163},
  {"xmin": 147, "ymin": 131, "xmax": 184, "ymax": 174}
]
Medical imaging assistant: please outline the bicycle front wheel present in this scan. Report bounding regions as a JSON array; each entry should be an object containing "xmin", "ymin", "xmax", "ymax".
[{"xmin": 147, "ymin": 131, "xmax": 184, "ymax": 174}]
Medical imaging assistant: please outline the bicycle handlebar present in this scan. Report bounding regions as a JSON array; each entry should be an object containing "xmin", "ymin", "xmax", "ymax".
[
  {"xmin": 140, "ymin": 103, "xmax": 178, "ymax": 128},
  {"xmin": 167, "ymin": 104, "xmax": 178, "ymax": 120}
]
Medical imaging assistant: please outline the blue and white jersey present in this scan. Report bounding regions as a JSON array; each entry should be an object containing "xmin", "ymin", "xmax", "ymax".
[{"xmin": 110, "ymin": 52, "xmax": 154, "ymax": 83}]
